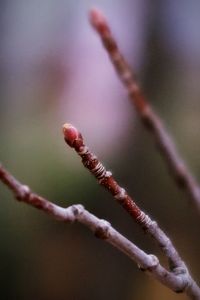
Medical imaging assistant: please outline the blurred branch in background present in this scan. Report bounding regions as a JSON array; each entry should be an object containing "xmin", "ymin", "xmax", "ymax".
[{"xmin": 89, "ymin": 7, "xmax": 200, "ymax": 212}]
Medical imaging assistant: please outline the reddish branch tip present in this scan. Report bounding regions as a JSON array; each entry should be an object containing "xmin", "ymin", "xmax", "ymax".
[
  {"xmin": 62, "ymin": 123, "xmax": 81, "ymax": 147},
  {"xmin": 89, "ymin": 8, "xmax": 110, "ymax": 35}
]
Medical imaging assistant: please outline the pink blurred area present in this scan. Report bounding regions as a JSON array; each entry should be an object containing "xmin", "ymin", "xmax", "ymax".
[{"xmin": 1, "ymin": 0, "xmax": 148, "ymax": 157}]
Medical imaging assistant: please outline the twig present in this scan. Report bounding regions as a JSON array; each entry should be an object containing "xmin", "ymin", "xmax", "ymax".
[
  {"xmin": 63, "ymin": 123, "xmax": 200, "ymax": 299},
  {"xmin": 0, "ymin": 163, "xmax": 199, "ymax": 299},
  {"xmin": 88, "ymin": 8, "xmax": 200, "ymax": 211},
  {"xmin": 62, "ymin": 123, "xmax": 182, "ymax": 268}
]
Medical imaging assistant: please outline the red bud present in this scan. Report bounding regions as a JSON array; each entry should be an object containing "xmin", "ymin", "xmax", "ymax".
[
  {"xmin": 62, "ymin": 123, "xmax": 81, "ymax": 147},
  {"xmin": 89, "ymin": 8, "xmax": 109, "ymax": 35}
]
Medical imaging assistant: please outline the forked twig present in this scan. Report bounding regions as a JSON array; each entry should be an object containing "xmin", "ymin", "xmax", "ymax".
[
  {"xmin": 62, "ymin": 123, "xmax": 200, "ymax": 299},
  {"xmin": 89, "ymin": 8, "xmax": 200, "ymax": 211},
  {"xmin": 0, "ymin": 163, "xmax": 199, "ymax": 299}
]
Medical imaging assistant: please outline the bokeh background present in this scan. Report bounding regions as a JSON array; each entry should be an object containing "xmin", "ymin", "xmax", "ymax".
[{"xmin": 0, "ymin": 0, "xmax": 200, "ymax": 299}]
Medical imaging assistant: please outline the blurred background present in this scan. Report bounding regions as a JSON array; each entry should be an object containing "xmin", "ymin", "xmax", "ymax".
[{"xmin": 0, "ymin": 0, "xmax": 200, "ymax": 299}]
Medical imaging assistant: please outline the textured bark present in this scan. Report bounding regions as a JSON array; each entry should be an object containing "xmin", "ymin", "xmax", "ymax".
[{"xmin": 0, "ymin": 163, "xmax": 199, "ymax": 299}]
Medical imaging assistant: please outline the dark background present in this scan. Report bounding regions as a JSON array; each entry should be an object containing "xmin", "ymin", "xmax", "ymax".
[{"xmin": 0, "ymin": 1, "xmax": 200, "ymax": 299}]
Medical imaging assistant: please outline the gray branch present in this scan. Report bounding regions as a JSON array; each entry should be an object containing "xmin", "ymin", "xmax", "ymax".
[{"xmin": 0, "ymin": 163, "xmax": 199, "ymax": 299}]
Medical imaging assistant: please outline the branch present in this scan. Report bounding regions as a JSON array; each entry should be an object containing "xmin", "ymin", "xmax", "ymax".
[
  {"xmin": 0, "ymin": 163, "xmax": 199, "ymax": 298},
  {"xmin": 88, "ymin": 8, "xmax": 200, "ymax": 212},
  {"xmin": 62, "ymin": 123, "xmax": 182, "ymax": 268},
  {"xmin": 62, "ymin": 123, "xmax": 200, "ymax": 300}
]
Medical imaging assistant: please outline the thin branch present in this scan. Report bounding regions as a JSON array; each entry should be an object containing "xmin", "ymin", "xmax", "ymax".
[
  {"xmin": 62, "ymin": 123, "xmax": 200, "ymax": 299},
  {"xmin": 88, "ymin": 8, "xmax": 200, "ymax": 212},
  {"xmin": 62, "ymin": 123, "xmax": 183, "ymax": 269},
  {"xmin": 0, "ymin": 163, "xmax": 199, "ymax": 299}
]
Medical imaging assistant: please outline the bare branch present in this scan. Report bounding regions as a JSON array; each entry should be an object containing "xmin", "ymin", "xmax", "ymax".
[
  {"xmin": 0, "ymin": 7, "xmax": 199, "ymax": 299},
  {"xmin": 0, "ymin": 163, "xmax": 199, "ymax": 298},
  {"xmin": 62, "ymin": 123, "xmax": 200, "ymax": 299},
  {"xmin": 88, "ymin": 8, "xmax": 200, "ymax": 212},
  {"xmin": 62, "ymin": 123, "xmax": 182, "ymax": 268}
]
